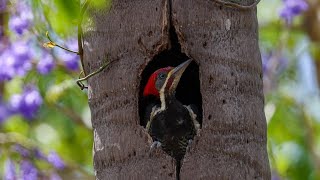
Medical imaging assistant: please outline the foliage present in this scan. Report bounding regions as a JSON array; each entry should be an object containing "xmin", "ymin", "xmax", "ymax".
[
  {"xmin": 0, "ymin": 0, "xmax": 95, "ymax": 179},
  {"xmin": 259, "ymin": 0, "xmax": 320, "ymax": 179},
  {"xmin": 0, "ymin": 0, "xmax": 319, "ymax": 179}
]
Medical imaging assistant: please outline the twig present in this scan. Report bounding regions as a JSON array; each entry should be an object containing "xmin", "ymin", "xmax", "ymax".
[
  {"xmin": 76, "ymin": 61, "xmax": 111, "ymax": 90},
  {"xmin": 78, "ymin": 0, "xmax": 92, "ymax": 77},
  {"xmin": 76, "ymin": 0, "xmax": 92, "ymax": 90},
  {"xmin": 211, "ymin": 0, "xmax": 262, "ymax": 10},
  {"xmin": 45, "ymin": 31, "xmax": 79, "ymax": 54}
]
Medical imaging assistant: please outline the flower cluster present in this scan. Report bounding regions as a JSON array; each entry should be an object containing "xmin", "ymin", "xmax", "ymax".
[
  {"xmin": 3, "ymin": 159, "xmax": 16, "ymax": 180},
  {"xmin": 8, "ymin": 0, "xmax": 33, "ymax": 35},
  {"xmin": 0, "ymin": 0, "xmax": 80, "ymax": 123},
  {"xmin": 3, "ymin": 145, "xmax": 65, "ymax": 180},
  {"xmin": 0, "ymin": 41, "xmax": 32, "ymax": 81},
  {"xmin": 20, "ymin": 161, "xmax": 38, "ymax": 180},
  {"xmin": 47, "ymin": 151, "xmax": 66, "ymax": 170},
  {"xmin": 37, "ymin": 53, "xmax": 55, "ymax": 75},
  {"xmin": 0, "ymin": 85, "xmax": 43, "ymax": 123},
  {"xmin": 0, "ymin": 100, "xmax": 11, "ymax": 123},
  {"xmin": 1, "ymin": 0, "xmax": 82, "ymax": 179},
  {"xmin": 11, "ymin": 87, "xmax": 42, "ymax": 119},
  {"xmin": 1, "ymin": 0, "xmax": 80, "ymax": 82},
  {"xmin": 0, "ymin": 0, "xmax": 7, "ymax": 12},
  {"xmin": 279, "ymin": 0, "xmax": 308, "ymax": 24}
]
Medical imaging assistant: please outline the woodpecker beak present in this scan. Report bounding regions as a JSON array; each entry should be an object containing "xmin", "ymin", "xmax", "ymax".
[{"xmin": 162, "ymin": 59, "xmax": 192, "ymax": 95}]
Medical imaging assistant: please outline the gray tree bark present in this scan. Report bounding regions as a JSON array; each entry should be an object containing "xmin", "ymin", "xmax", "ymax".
[{"xmin": 83, "ymin": 0, "xmax": 270, "ymax": 179}]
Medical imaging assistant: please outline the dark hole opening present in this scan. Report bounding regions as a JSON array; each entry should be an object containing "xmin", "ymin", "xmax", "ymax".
[{"xmin": 138, "ymin": 26, "xmax": 203, "ymax": 128}]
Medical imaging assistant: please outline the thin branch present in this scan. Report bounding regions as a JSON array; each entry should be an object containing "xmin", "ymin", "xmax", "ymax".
[
  {"xmin": 78, "ymin": 0, "xmax": 92, "ymax": 77},
  {"xmin": 45, "ymin": 31, "xmax": 79, "ymax": 54},
  {"xmin": 76, "ymin": 61, "xmax": 111, "ymax": 90}
]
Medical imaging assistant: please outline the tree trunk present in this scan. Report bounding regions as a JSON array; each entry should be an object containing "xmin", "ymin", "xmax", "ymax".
[{"xmin": 83, "ymin": 0, "xmax": 270, "ymax": 179}]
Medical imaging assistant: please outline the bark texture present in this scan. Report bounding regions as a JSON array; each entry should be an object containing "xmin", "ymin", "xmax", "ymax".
[
  {"xmin": 83, "ymin": 0, "xmax": 270, "ymax": 179},
  {"xmin": 172, "ymin": 0, "xmax": 270, "ymax": 179}
]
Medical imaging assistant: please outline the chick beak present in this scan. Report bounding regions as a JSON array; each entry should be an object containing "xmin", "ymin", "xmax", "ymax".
[{"xmin": 164, "ymin": 59, "xmax": 192, "ymax": 95}]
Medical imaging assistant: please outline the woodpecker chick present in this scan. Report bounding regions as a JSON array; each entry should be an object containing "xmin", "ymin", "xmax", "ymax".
[{"xmin": 143, "ymin": 59, "xmax": 200, "ymax": 178}]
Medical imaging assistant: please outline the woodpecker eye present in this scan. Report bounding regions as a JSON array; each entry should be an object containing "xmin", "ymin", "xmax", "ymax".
[{"xmin": 158, "ymin": 73, "xmax": 166, "ymax": 79}]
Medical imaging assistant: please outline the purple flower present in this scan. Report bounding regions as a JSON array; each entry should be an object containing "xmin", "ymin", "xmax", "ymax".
[
  {"xmin": 9, "ymin": 94, "xmax": 23, "ymax": 113},
  {"xmin": 3, "ymin": 159, "xmax": 16, "ymax": 180},
  {"xmin": 0, "ymin": 51, "xmax": 16, "ymax": 81},
  {"xmin": 21, "ymin": 88, "xmax": 43, "ymax": 118},
  {"xmin": 33, "ymin": 148, "xmax": 46, "ymax": 160},
  {"xmin": 14, "ymin": 144, "xmax": 30, "ymax": 157},
  {"xmin": 20, "ymin": 160, "xmax": 38, "ymax": 180},
  {"xmin": 11, "ymin": 41, "xmax": 31, "ymax": 61},
  {"xmin": 279, "ymin": 0, "xmax": 308, "ymax": 24},
  {"xmin": 9, "ymin": 15, "xmax": 30, "ymax": 35},
  {"xmin": 0, "ymin": 100, "xmax": 11, "ymax": 123},
  {"xmin": 47, "ymin": 151, "xmax": 65, "ymax": 170},
  {"xmin": 0, "ymin": 0, "xmax": 7, "ymax": 12},
  {"xmin": 56, "ymin": 39, "xmax": 79, "ymax": 71},
  {"xmin": 37, "ymin": 53, "xmax": 55, "ymax": 74},
  {"xmin": 9, "ymin": 86, "xmax": 43, "ymax": 119},
  {"xmin": 8, "ymin": 1, "xmax": 33, "ymax": 35},
  {"xmin": 17, "ymin": 2, "xmax": 33, "ymax": 21},
  {"xmin": 11, "ymin": 41, "xmax": 32, "ymax": 75},
  {"xmin": 0, "ymin": 41, "xmax": 32, "ymax": 81}
]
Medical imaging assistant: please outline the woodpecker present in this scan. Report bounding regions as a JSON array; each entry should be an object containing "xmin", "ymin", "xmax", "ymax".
[{"xmin": 142, "ymin": 59, "xmax": 200, "ymax": 179}]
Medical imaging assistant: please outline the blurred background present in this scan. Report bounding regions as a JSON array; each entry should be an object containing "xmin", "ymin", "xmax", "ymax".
[{"xmin": 0, "ymin": 0, "xmax": 319, "ymax": 179}]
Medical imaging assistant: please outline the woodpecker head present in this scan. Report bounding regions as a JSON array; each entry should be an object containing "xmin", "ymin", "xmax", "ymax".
[{"xmin": 143, "ymin": 59, "xmax": 192, "ymax": 98}]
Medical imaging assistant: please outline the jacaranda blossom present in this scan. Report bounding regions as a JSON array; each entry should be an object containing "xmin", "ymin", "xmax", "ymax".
[
  {"xmin": 0, "ymin": 41, "xmax": 32, "ymax": 82},
  {"xmin": 37, "ymin": 53, "xmax": 55, "ymax": 75},
  {"xmin": 0, "ymin": 100, "xmax": 11, "ymax": 123},
  {"xmin": 0, "ymin": 0, "xmax": 7, "ymax": 12},
  {"xmin": 3, "ymin": 159, "xmax": 16, "ymax": 180},
  {"xmin": 8, "ymin": 0, "xmax": 33, "ymax": 35},
  {"xmin": 14, "ymin": 144, "xmax": 30, "ymax": 157},
  {"xmin": 279, "ymin": 0, "xmax": 308, "ymax": 24},
  {"xmin": 47, "ymin": 151, "xmax": 65, "ymax": 170},
  {"xmin": 9, "ymin": 15, "xmax": 30, "ymax": 35},
  {"xmin": 20, "ymin": 160, "xmax": 38, "ymax": 180},
  {"xmin": 9, "ymin": 86, "xmax": 43, "ymax": 119}
]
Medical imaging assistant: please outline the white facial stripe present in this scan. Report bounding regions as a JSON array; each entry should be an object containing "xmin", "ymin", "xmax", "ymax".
[{"xmin": 159, "ymin": 71, "xmax": 172, "ymax": 110}]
